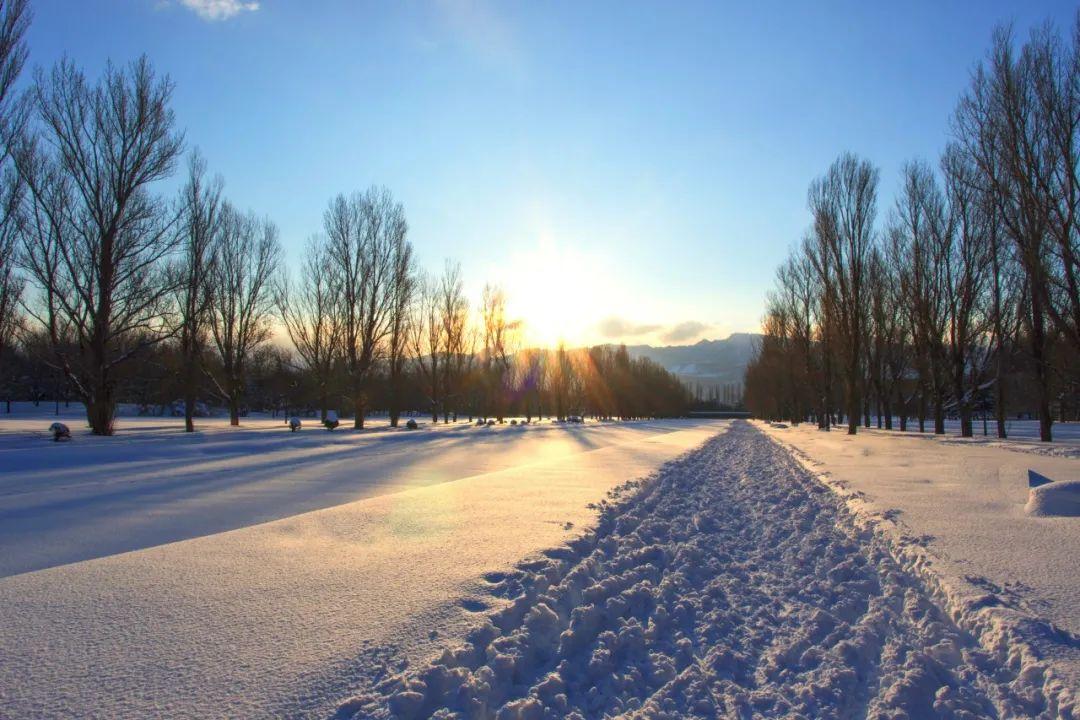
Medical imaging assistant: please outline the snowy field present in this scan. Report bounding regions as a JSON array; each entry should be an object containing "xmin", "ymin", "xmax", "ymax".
[
  {"xmin": 0, "ymin": 412, "xmax": 721, "ymax": 718},
  {"xmin": 860, "ymin": 418, "xmax": 1080, "ymax": 459},
  {"xmin": 1, "ymin": 412, "xmax": 1076, "ymax": 718}
]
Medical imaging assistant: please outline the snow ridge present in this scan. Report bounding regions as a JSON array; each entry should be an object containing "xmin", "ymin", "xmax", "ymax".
[{"xmin": 341, "ymin": 422, "xmax": 1065, "ymax": 719}]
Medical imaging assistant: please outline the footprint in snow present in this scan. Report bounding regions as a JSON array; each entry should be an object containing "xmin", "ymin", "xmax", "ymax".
[{"xmin": 459, "ymin": 598, "xmax": 489, "ymax": 612}]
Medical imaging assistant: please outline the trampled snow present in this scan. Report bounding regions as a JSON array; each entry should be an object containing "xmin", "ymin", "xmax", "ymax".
[
  {"xmin": 762, "ymin": 421, "xmax": 1080, "ymax": 711},
  {"xmin": 344, "ymin": 422, "xmax": 1072, "ymax": 718}
]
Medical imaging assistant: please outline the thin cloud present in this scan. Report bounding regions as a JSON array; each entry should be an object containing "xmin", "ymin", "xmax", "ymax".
[
  {"xmin": 597, "ymin": 316, "xmax": 662, "ymax": 339},
  {"xmin": 661, "ymin": 321, "xmax": 711, "ymax": 343},
  {"xmin": 177, "ymin": 0, "xmax": 259, "ymax": 21}
]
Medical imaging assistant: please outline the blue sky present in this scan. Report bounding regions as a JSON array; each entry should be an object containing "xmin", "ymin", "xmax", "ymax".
[{"xmin": 24, "ymin": 0, "xmax": 1080, "ymax": 346}]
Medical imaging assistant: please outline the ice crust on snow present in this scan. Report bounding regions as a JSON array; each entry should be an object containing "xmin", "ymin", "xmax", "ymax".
[{"xmin": 344, "ymin": 423, "xmax": 1068, "ymax": 719}]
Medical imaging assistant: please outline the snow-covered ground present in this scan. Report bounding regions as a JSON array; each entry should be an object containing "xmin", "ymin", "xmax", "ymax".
[
  {"xmin": 0, "ymin": 412, "xmax": 634, "ymax": 577},
  {"xmin": 858, "ymin": 418, "xmax": 1080, "ymax": 459},
  {"xmin": 0, "ymin": 414, "xmax": 721, "ymax": 718},
  {"xmin": 761, "ymin": 420, "xmax": 1080, "ymax": 708},
  {"xmin": 345, "ymin": 422, "xmax": 1073, "ymax": 718},
  {"xmin": 2, "ymin": 412, "xmax": 1076, "ymax": 718}
]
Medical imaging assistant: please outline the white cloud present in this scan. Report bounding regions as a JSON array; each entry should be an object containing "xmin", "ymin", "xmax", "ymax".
[
  {"xmin": 178, "ymin": 0, "xmax": 260, "ymax": 21},
  {"xmin": 661, "ymin": 321, "xmax": 712, "ymax": 344},
  {"xmin": 597, "ymin": 316, "xmax": 662, "ymax": 339}
]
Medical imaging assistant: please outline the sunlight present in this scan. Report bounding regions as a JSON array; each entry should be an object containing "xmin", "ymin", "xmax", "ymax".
[{"xmin": 498, "ymin": 238, "xmax": 619, "ymax": 348}]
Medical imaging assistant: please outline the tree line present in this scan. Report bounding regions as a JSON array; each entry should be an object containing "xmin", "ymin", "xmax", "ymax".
[
  {"xmin": 0, "ymin": 1, "xmax": 691, "ymax": 433},
  {"xmin": 745, "ymin": 15, "xmax": 1080, "ymax": 442}
]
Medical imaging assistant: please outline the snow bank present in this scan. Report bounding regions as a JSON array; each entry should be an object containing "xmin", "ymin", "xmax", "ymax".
[
  {"xmin": 342, "ymin": 423, "xmax": 1063, "ymax": 719},
  {"xmin": 1026, "ymin": 480, "xmax": 1080, "ymax": 517}
]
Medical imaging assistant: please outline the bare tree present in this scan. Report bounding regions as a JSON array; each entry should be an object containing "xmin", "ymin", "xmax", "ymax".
[
  {"xmin": 438, "ymin": 260, "xmax": 468, "ymax": 423},
  {"xmin": 207, "ymin": 206, "xmax": 281, "ymax": 426},
  {"xmin": 277, "ymin": 234, "xmax": 340, "ymax": 421},
  {"xmin": 15, "ymin": 57, "xmax": 184, "ymax": 435},
  {"xmin": 479, "ymin": 283, "xmax": 520, "ymax": 421},
  {"xmin": 1030, "ymin": 19, "xmax": 1080, "ymax": 360},
  {"xmin": 0, "ymin": 0, "xmax": 29, "ymax": 395},
  {"xmin": 807, "ymin": 153, "xmax": 878, "ymax": 434},
  {"xmin": 410, "ymin": 272, "xmax": 445, "ymax": 423},
  {"xmin": 955, "ymin": 27, "xmax": 1056, "ymax": 440},
  {"xmin": 0, "ymin": 170, "xmax": 22, "ymax": 396},
  {"xmin": 173, "ymin": 151, "xmax": 223, "ymax": 431},
  {"xmin": 940, "ymin": 144, "xmax": 993, "ymax": 436},
  {"xmin": 386, "ymin": 221, "xmax": 414, "ymax": 427},
  {"xmin": 324, "ymin": 187, "xmax": 401, "ymax": 429}
]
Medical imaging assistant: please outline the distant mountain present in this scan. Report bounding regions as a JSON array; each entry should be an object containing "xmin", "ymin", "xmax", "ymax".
[{"xmin": 621, "ymin": 333, "xmax": 761, "ymax": 388}]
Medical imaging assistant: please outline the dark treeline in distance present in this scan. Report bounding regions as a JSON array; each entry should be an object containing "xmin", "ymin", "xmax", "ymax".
[
  {"xmin": 745, "ymin": 15, "xmax": 1080, "ymax": 442},
  {"xmin": 0, "ymin": 1, "xmax": 691, "ymax": 433}
]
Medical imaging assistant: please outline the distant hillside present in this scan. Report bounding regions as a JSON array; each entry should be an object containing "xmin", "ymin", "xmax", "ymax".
[{"xmin": 622, "ymin": 333, "xmax": 761, "ymax": 388}]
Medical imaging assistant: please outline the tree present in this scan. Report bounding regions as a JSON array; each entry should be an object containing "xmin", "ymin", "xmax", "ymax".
[
  {"xmin": 437, "ymin": 260, "xmax": 469, "ymax": 422},
  {"xmin": 324, "ymin": 187, "xmax": 401, "ymax": 429},
  {"xmin": 940, "ymin": 144, "xmax": 993, "ymax": 437},
  {"xmin": 0, "ymin": 0, "xmax": 29, "ymax": 402},
  {"xmin": 0, "ymin": 171, "xmax": 22, "ymax": 395},
  {"xmin": 207, "ymin": 205, "xmax": 281, "ymax": 426},
  {"xmin": 173, "ymin": 151, "xmax": 224, "ymax": 432},
  {"xmin": 386, "ymin": 223, "xmax": 414, "ymax": 427},
  {"xmin": 15, "ymin": 57, "xmax": 184, "ymax": 435},
  {"xmin": 955, "ymin": 27, "xmax": 1056, "ymax": 440},
  {"xmin": 410, "ymin": 272, "xmax": 445, "ymax": 423},
  {"xmin": 277, "ymin": 234, "xmax": 340, "ymax": 422},
  {"xmin": 479, "ymin": 283, "xmax": 519, "ymax": 421},
  {"xmin": 807, "ymin": 153, "xmax": 878, "ymax": 434}
]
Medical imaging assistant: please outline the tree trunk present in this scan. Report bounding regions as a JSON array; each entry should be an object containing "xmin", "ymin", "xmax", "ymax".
[
  {"xmin": 995, "ymin": 376, "xmax": 1006, "ymax": 439},
  {"xmin": 87, "ymin": 393, "xmax": 116, "ymax": 436},
  {"xmin": 960, "ymin": 407, "xmax": 973, "ymax": 438},
  {"xmin": 917, "ymin": 390, "xmax": 926, "ymax": 433},
  {"xmin": 388, "ymin": 376, "xmax": 401, "ymax": 428},
  {"xmin": 846, "ymin": 376, "xmax": 858, "ymax": 435},
  {"xmin": 1030, "ymin": 290, "xmax": 1053, "ymax": 442},
  {"xmin": 184, "ymin": 392, "xmax": 195, "ymax": 433},
  {"xmin": 354, "ymin": 395, "xmax": 365, "ymax": 430},
  {"xmin": 229, "ymin": 395, "xmax": 240, "ymax": 426}
]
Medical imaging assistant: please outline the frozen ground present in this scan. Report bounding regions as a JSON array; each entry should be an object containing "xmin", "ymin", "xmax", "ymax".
[
  {"xmin": 0, "ymin": 414, "xmax": 720, "ymax": 719},
  {"xmin": 345, "ymin": 422, "xmax": 1073, "ymax": 718},
  {"xmin": 762, "ymin": 420, "xmax": 1080, "ymax": 704}
]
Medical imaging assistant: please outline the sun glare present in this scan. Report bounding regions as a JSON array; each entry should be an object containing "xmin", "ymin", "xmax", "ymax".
[{"xmin": 498, "ymin": 241, "xmax": 616, "ymax": 348}]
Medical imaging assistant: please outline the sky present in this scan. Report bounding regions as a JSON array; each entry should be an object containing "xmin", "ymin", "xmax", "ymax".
[{"xmin": 22, "ymin": 0, "xmax": 1080, "ymax": 347}]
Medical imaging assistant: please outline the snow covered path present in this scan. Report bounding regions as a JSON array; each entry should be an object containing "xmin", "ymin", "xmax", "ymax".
[
  {"xmin": 348, "ymin": 422, "xmax": 1071, "ymax": 719},
  {"xmin": 0, "ymin": 419, "xmax": 720, "ymax": 719}
]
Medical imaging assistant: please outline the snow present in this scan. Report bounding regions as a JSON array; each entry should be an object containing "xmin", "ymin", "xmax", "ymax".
[
  {"xmin": 1026, "ymin": 480, "xmax": 1080, "ymax": 517},
  {"xmin": 3, "ymin": 410, "xmax": 1076, "ymax": 718},
  {"xmin": 344, "ymin": 422, "xmax": 1072, "ymax": 718},
  {"xmin": 0, "ymin": 414, "xmax": 720, "ymax": 719},
  {"xmin": 762, "ymin": 420, "xmax": 1080, "ymax": 709},
  {"xmin": 865, "ymin": 418, "xmax": 1080, "ymax": 458}
]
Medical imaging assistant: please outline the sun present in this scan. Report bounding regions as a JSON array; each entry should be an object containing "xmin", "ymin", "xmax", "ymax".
[{"xmin": 497, "ymin": 241, "xmax": 615, "ymax": 348}]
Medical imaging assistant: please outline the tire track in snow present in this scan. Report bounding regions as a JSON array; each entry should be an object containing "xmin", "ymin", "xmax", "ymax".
[{"xmin": 340, "ymin": 422, "xmax": 1055, "ymax": 719}]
